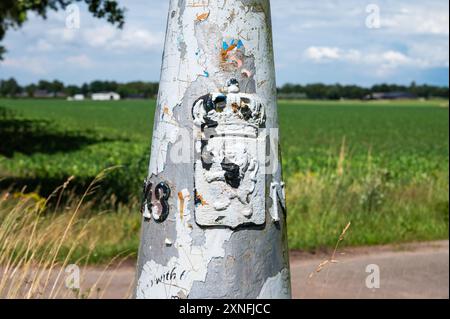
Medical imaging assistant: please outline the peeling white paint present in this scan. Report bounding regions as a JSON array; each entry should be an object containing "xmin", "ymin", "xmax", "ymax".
[
  {"xmin": 270, "ymin": 181, "xmax": 286, "ymax": 223},
  {"xmin": 148, "ymin": 0, "xmax": 274, "ymax": 177},
  {"xmin": 257, "ymin": 268, "xmax": 291, "ymax": 299},
  {"xmin": 142, "ymin": 205, "xmax": 152, "ymax": 219},
  {"xmin": 136, "ymin": 186, "xmax": 232, "ymax": 299},
  {"xmin": 138, "ymin": 0, "xmax": 290, "ymax": 299},
  {"xmin": 149, "ymin": 111, "xmax": 181, "ymax": 176}
]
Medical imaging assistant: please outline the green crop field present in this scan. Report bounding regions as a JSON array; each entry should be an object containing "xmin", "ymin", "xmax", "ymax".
[{"xmin": 0, "ymin": 98, "xmax": 448, "ymax": 263}]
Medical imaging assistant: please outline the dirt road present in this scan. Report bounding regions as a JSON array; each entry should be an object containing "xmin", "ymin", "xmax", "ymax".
[
  {"xmin": 290, "ymin": 240, "xmax": 449, "ymax": 299},
  {"xmin": 2, "ymin": 241, "xmax": 448, "ymax": 299},
  {"xmin": 85, "ymin": 240, "xmax": 448, "ymax": 299}
]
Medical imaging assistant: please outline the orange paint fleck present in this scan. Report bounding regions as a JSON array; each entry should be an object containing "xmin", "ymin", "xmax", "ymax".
[
  {"xmin": 196, "ymin": 193, "xmax": 208, "ymax": 206},
  {"xmin": 163, "ymin": 106, "xmax": 170, "ymax": 116},
  {"xmin": 178, "ymin": 191, "xmax": 185, "ymax": 219},
  {"xmin": 221, "ymin": 44, "xmax": 237, "ymax": 62},
  {"xmin": 196, "ymin": 12, "xmax": 209, "ymax": 22}
]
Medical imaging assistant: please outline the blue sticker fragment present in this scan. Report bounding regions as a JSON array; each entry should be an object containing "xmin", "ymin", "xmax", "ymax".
[{"xmin": 222, "ymin": 39, "xmax": 243, "ymax": 51}]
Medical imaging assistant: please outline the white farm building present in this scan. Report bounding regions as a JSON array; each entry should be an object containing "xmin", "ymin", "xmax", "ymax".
[
  {"xmin": 67, "ymin": 94, "xmax": 85, "ymax": 101},
  {"xmin": 91, "ymin": 92, "xmax": 121, "ymax": 101}
]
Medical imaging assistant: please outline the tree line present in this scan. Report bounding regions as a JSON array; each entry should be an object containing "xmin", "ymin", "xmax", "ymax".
[
  {"xmin": 0, "ymin": 78, "xmax": 448, "ymax": 100},
  {"xmin": 0, "ymin": 78, "xmax": 160, "ymax": 99},
  {"xmin": 277, "ymin": 82, "xmax": 449, "ymax": 100}
]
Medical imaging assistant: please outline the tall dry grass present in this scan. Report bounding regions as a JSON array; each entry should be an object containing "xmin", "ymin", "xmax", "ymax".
[
  {"xmin": 0, "ymin": 170, "xmax": 136, "ymax": 299},
  {"xmin": 286, "ymin": 139, "xmax": 449, "ymax": 250}
]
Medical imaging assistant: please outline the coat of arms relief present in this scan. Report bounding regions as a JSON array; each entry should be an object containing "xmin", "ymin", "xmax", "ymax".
[{"xmin": 193, "ymin": 79, "xmax": 267, "ymax": 228}]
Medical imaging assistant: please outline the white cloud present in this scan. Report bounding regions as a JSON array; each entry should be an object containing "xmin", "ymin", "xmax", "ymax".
[
  {"xmin": 108, "ymin": 28, "xmax": 163, "ymax": 51},
  {"xmin": 303, "ymin": 44, "xmax": 449, "ymax": 72},
  {"xmin": 304, "ymin": 47, "xmax": 341, "ymax": 62},
  {"xmin": 2, "ymin": 57, "xmax": 49, "ymax": 75},
  {"xmin": 382, "ymin": 6, "xmax": 449, "ymax": 35},
  {"xmin": 66, "ymin": 54, "xmax": 94, "ymax": 68},
  {"xmin": 408, "ymin": 42, "xmax": 450, "ymax": 68},
  {"xmin": 304, "ymin": 47, "xmax": 363, "ymax": 63},
  {"xmin": 45, "ymin": 24, "xmax": 164, "ymax": 52},
  {"xmin": 1, "ymin": 0, "xmax": 448, "ymax": 86},
  {"xmin": 47, "ymin": 28, "xmax": 79, "ymax": 43},
  {"xmin": 27, "ymin": 39, "xmax": 54, "ymax": 52},
  {"xmin": 272, "ymin": 0, "xmax": 449, "ymax": 36},
  {"xmin": 82, "ymin": 25, "xmax": 163, "ymax": 52},
  {"xmin": 366, "ymin": 51, "xmax": 415, "ymax": 77},
  {"xmin": 304, "ymin": 47, "xmax": 419, "ymax": 76},
  {"xmin": 83, "ymin": 25, "xmax": 116, "ymax": 47},
  {"xmin": 367, "ymin": 51, "xmax": 413, "ymax": 67}
]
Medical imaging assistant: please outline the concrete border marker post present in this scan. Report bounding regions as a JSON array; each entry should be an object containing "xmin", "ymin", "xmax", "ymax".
[{"xmin": 135, "ymin": 0, "xmax": 291, "ymax": 299}]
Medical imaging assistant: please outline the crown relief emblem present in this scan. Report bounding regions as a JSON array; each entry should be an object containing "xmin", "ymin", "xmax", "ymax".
[
  {"xmin": 193, "ymin": 79, "xmax": 266, "ymax": 138},
  {"xmin": 192, "ymin": 79, "xmax": 267, "ymax": 229}
]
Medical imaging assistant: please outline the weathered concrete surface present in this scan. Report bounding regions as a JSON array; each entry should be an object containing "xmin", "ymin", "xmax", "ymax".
[
  {"xmin": 8, "ymin": 240, "xmax": 445, "ymax": 299},
  {"xmin": 136, "ymin": 0, "xmax": 290, "ymax": 299}
]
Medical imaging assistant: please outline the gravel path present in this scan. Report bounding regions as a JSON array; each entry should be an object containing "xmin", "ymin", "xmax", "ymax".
[{"xmin": 2, "ymin": 240, "xmax": 448, "ymax": 299}]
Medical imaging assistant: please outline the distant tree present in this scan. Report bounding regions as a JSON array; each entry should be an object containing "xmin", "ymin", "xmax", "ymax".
[
  {"xmin": 52, "ymin": 80, "xmax": 65, "ymax": 93},
  {"xmin": 81, "ymin": 83, "xmax": 89, "ymax": 95},
  {"xmin": 37, "ymin": 80, "xmax": 53, "ymax": 92},
  {"xmin": 1, "ymin": 78, "xmax": 448, "ymax": 100},
  {"xmin": 89, "ymin": 80, "xmax": 118, "ymax": 93},
  {"xmin": 65, "ymin": 84, "xmax": 82, "ymax": 96},
  {"xmin": 325, "ymin": 84, "xmax": 342, "ymax": 100},
  {"xmin": 0, "ymin": 0, "xmax": 125, "ymax": 60},
  {"xmin": 118, "ymin": 81, "xmax": 159, "ymax": 98},
  {"xmin": 305, "ymin": 83, "xmax": 328, "ymax": 99},
  {"xmin": 0, "ymin": 77, "xmax": 21, "ymax": 97},
  {"xmin": 24, "ymin": 83, "xmax": 37, "ymax": 97},
  {"xmin": 277, "ymin": 82, "xmax": 448, "ymax": 100}
]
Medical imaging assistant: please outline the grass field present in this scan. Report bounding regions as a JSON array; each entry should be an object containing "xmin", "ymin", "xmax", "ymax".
[{"xmin": 0, "ymin": 98, "xmax": 448, "ymax": 264}]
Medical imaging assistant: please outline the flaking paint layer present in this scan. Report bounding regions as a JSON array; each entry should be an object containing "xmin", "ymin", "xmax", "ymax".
[{"xmin": 136, "ymin": 0, "xmax": 291, "ymax": 299}]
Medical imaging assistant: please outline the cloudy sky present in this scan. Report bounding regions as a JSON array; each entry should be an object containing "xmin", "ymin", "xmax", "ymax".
[{"xmin": 1, "ymin": 0, "xmax": 448, "ymax": 86}]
